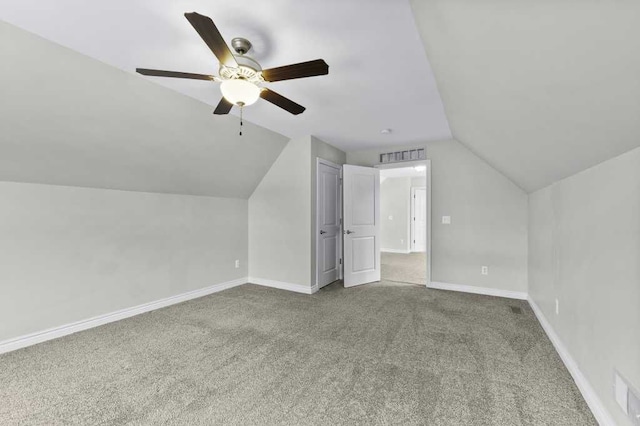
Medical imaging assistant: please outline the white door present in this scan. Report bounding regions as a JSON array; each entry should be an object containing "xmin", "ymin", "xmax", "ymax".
[
  {"xmin": 317, "ymin": 162, "xmax": 341, "ymax": 288},
  {"xmin": 343, "ymin": 164, "xmax": 380, "ymax": 288},
  {"xmin": 411, "ymin": 187, "xmax": 427, "ymax": 252}
]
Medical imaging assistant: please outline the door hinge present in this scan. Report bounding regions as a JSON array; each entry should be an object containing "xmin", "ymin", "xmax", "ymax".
[{"xmin": 339, "ymin": 258, "xmax": 342, "ymax": 264}]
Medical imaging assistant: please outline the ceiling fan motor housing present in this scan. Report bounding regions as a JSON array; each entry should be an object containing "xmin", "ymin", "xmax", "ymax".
[{"xmin": 219, "ymin": 50, "xmax": 263, "ymax": 83}]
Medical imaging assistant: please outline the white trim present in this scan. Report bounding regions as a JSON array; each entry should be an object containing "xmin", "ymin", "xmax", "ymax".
[
  {"xmin": 317, "ymin": 158, "xmax": 341, "ymax": 169},
  {"xmin": 528, "ymin": 298, "xmax": 616, "ymax": 426},
  {"xmin": 375, "ymin": 159, "xmax": 427, "ymax": 169},
  {"xmin": 0, "ymin": 277, "xmax": 248, "ymax": 355},
  {"xmin": 428, "ymin": 281, "xmax": 527, "ymax": 300},
  {"xmin": 381, "ymin": 248, "xmax": 411, "ymax": 254},
  {"xmin": 249, "ymin": 277, "xmax": 318, "ymax": 294}
]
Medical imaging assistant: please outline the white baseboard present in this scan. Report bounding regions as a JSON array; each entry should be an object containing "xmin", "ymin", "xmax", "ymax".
[
  {"xmin": 428, "ymin": 281, "xmax": 527, "ymax": 300},
  {"xmin": 248, "ymin": 277, "xmax": 317, "ymax": 294},
  {"xmin": 381, "ymin": 248, "xmax": 411, "ymax": 254},
  {"xmin": 0, "ymin": 277, "xmax": 248, "ymax": 355},
  {"xmin": 528, "ymin": 298, "xmax": 615, "ymax": 426}
]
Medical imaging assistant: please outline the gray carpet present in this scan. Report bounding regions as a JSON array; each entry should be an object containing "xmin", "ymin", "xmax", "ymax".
[
  {"xmin": 382, "ymin": 251, "xmax": 427, "ymax": 285},
  {"xmin": 0, "ymin": 281, "xmax": 595, "ymax": 425}
]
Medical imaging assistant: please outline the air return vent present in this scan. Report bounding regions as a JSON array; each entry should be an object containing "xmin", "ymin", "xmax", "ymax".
[{"xmin": 379, "ymin": 148, "xmax": 425, "ymax": 164}]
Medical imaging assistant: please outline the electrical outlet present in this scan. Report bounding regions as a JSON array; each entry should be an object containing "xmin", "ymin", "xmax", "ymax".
[
  {"xmin": 615, "ymin": 371, "xmax": 640, "ymax": 425},
  {"xmin": 235, "ymin": 260, "xmax": 240, "ymax": 269},
  {"xmin": 555, "ymin": 299, "xmax": 559, "ymax": 315},
  {"xmin": 442, "ymin": 216, "xmax": 451, "ymax": 225},
  {"xmin": 481, "ymin": 266, "xmax": 488, "ymax": 275}
]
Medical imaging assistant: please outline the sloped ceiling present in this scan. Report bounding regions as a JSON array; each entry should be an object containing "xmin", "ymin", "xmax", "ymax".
[
  {"xmin": 0, "ymin": 21, "xmax": 288, "ymax": 198},
  {"xmin": 0, "ymin": 0, "xmax": 451, "ymax": 151},
  {"xmin": 410, "ymin": 0, "xmax": 640, "ymax": 192}
]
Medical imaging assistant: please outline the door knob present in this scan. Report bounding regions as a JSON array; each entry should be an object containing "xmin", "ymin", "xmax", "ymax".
[
  {"xmin": 345, "ymin": 230, "xmax": 354, "ymax": 234},
  {"xmin": 320, "ymin": 230, "xmax": 326, "ymax": 234}
]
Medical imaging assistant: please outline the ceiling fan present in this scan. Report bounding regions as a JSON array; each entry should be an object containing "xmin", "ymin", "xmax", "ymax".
[{"xmin": 136, "ymin": 12, "xmax": 329, "ymax": 120}]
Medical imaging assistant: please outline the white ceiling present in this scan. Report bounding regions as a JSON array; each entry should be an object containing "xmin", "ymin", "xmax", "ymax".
[
  {"xmin": 0, "ymin": 0, "xmax": 451, "ymax": 152},
  {"xmin": 410, "ymin": 0, "xmax": 640, "ymax": 192}
]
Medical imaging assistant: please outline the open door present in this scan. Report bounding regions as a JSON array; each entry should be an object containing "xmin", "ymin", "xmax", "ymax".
[
  {"xmin": 317, "ymin": 161, "xmax": 341, "ymax": 288},
  {"xmin": 343, "ymin": 164, "xmax": 381, "ymax": 288}
]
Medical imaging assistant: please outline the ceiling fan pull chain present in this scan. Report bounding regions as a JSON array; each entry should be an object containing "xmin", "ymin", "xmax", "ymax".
[{"xmin": 239, "ymin": 104, "xmax": 243, "ymax": 136}]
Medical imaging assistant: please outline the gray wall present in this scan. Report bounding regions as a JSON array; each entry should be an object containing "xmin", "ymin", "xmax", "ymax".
[
  {"xmin": 249, "ymin": 136, "xmax": 346, "ymax": 289},
  {"xmin": 0, "ymin": 20, "xmax": 287, "ymax": 344},
  {"xmin": 249, "ymin": 136, "xmax": 312, "ymax": 287},
  {"xmin": 528, "ymin": 146, "xmax": 640, "ymax": 426},
  {"xmin": 0, "ymin": 182, "xmax": 248, "ymax": 342},
  {"xmin": 381, "ymin": 177, "xmax": 411, "ymax": 252},
  {"xmin": 347, "ymin": 139, "xmax": 528, "ymax": 292}
]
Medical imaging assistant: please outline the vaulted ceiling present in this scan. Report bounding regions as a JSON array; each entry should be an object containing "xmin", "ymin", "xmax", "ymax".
[
  {"xmin": 0, "ymin": 0, "xmax": 451, "ymax": 152},
  {"xmin": 2, "ymin": 1, "xmax": 638, "ymax": 194},
  {"xmin": 410, "ymin": 0, "xmax": 640, "ymax": 192}
]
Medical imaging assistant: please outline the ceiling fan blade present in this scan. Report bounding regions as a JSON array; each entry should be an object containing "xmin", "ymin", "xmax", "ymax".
[
  {"xmin": 136, "ymin": 68, "xmax": 215, "ymax": 81},
  {"xmin": 261, "ymin": 59, "xmax": 329, "ymax": 82},
  {"xmin": 260, "ymin": 89, "xmax": 305, "ymax": 115},
  {"xmin": 184, "ymin": 12, "xmax": 238, "ymax": 68},
  {"xmin": 213, "ymin": 97, "xmax": 233, "ymax": 115}
]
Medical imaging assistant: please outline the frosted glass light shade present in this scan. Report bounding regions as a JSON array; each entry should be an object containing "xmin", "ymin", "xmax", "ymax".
[{"xmin": 220, "ymin": 79, "xmax": 260, "ymax": 106}]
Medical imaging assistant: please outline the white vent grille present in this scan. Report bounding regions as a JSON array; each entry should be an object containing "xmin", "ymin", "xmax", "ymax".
[{"xmin": 379, "ymin": 149, "xmax": 425, "ymax": 164}]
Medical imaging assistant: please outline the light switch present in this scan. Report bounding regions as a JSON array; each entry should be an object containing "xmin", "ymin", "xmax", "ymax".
[{"xmin": 442, "ymin": 216, "xmax": 451, "ymax": 224}]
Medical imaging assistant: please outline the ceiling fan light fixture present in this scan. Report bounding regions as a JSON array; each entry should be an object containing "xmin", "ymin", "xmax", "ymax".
[{"xmin": 220, "ymin": 79, "xmax": 260, "ymax": 106}]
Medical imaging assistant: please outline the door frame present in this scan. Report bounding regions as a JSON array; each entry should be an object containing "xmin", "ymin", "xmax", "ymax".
[
  {"xmin": 411, "ymin": 186, "xmax": 427, "ymax": 252},
  {"xmin": 315, "ymin": 158, "xmax": 343, "ymax": 288},
  {"xmin": 375, "ymin": 160, "xmax": 432, "ymax": 287}
]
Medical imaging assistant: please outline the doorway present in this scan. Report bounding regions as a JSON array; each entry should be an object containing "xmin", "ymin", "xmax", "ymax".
[
  {"xmin": 315, "ymin": 159, "xmax": 431, "ymax": 289},
  {"xmin": 378, "ymin": 163, "xmax": 430, "ymax": 286}
]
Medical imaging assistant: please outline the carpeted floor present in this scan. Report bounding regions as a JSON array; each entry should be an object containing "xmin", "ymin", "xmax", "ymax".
[
  {"xmin": 382, "ymin": 251, "xmax": 427, "ymax": 285},
  {"xmin": 0, "ymin": 281, "xmax": 595, "ymax": 425}
]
